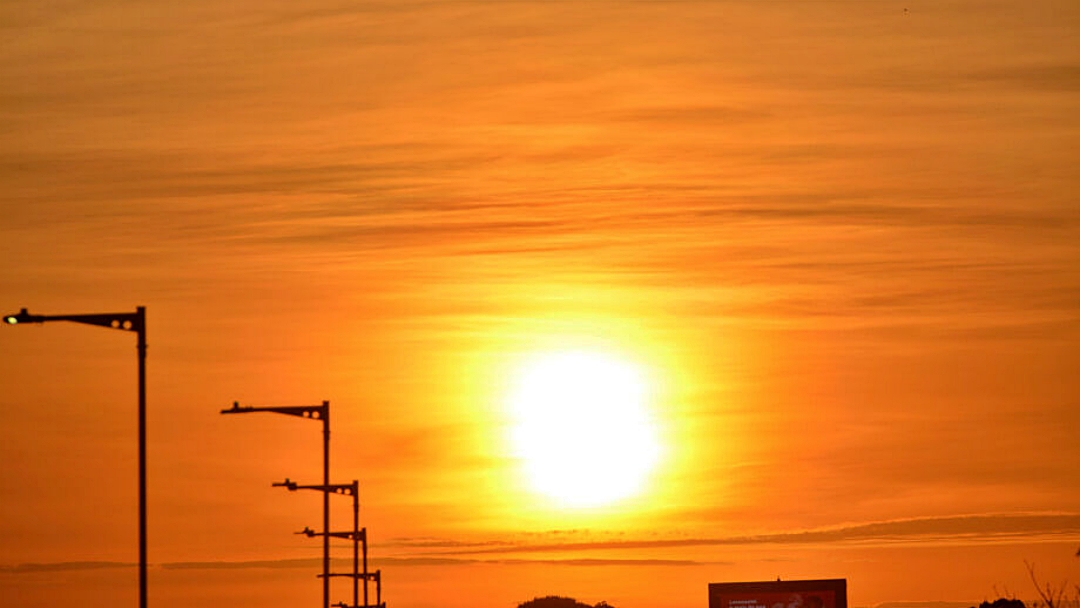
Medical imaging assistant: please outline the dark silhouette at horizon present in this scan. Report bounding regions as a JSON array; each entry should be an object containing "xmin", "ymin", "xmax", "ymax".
[
  {"xmin": 974, "ymin": 599, "xmax": 1025, "ymax": 608},
  {"xmin": 517, "ymin": 596, "xmax": 615, "ymax": 608}
]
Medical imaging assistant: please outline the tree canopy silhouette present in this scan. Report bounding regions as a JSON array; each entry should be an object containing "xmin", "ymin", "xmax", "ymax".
[
  {"xmin": 974, "ymin": 600, "xmax": 1025, "ymax": 608},
  {"xmin": 517, "ymin": 596, "xmax": 615, "ymax": 608}
]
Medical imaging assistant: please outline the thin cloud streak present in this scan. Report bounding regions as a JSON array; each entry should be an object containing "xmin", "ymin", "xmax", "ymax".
[
  {"xmin": 0, "ymin": 556, "xmax": 709, "ymax": 574},
  {"xmin": 401, "ymin": 513, "xmax": 1080, "ymax": 556}
]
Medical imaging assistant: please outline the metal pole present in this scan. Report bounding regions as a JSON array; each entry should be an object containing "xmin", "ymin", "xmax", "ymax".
[
  {"xmin": 353, "ymin": 487, "xmax": 358, "ymax": 608},
  {"xmin": 136, "ymin": 306, "xmax": 147, "ymax": 608},
  {"xmin": 4, "ymin": 307, "xmax": 150, "ymax": 608},
  {"xmin": 363, "ymin": 527, "xmax": 369, "ymax": 606},
  {"xmin": 322, "ymin": 401, "xmax": 330, "ymax": 608}
]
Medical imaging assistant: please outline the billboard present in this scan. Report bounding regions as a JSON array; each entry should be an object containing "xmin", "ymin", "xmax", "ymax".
[{"xmin": 709, "ymin": 579, "xmax": 847, "ymax": 608}]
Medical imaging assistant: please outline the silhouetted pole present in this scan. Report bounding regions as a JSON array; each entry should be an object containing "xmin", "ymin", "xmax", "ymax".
[
  {"xmin": 4, "ymin": 306, "xmax": 149, "ymax": 608},
  {"xmin": 363, "ymin": 526, "xmax": 369, "ymax": 607},
  {"xmin": 221, "ymin": 400, "xmax": 331, "ymax": 608},
  {"xmin": 323, "ymin": 404, "xmax": 330, "ymax": 608},
  {"xmin": 291, "ymin": 480, "xmax": 363, "ymax": 608},
  {"xmin": 136, "ymin": 308, "xmax": 147, "ymax": 608},
  {"xmin": 352, "ymin": 482, "xmax": 359, "ymax": 608},
  {"xmin": 224, "ymin": 403, "xmax": 383, "ymax": 608}
]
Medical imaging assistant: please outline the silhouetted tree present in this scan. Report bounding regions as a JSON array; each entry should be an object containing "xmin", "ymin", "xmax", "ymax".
[
  {"xmin": 1024, "ymin": 555, "xmax": 1080, "ymax": 608},
  {"xmin": 1026, "ymin": 560, "xmax": 1071, "ymax": 608},
  {"xmin": 517, "ymin": 596, "xmax": 615, "ymax": 608},
  {"xmin": 975, "ymin": 599, "xmax": 1025, "ymax": 608}
]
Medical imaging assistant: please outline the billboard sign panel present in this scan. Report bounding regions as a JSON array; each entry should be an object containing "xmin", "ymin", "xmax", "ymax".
[{"xmin": 709, "ymin": 579, "xmax": 847, "ymax": 608}]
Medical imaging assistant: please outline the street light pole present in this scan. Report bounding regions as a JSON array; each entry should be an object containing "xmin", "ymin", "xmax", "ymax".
[
  {"xmin": 136, "ymin": 310, "xmax": 148, "ymax": 608},
  {"xmin": 4, "ymin": 306, "xmax": 149, "ymax": 608},
  {"xmin": 323, "ymin": 405, "xmax": 330, "ymax": 608},
  {"xmin": 221, "ymin": 401, "xmax": 331, "ymax": 608},
  {"xmin": 289, "ymin": 480, "xmax": 364, "ymax": 607},
  {"xmin": 228, "ymin": 403, "xmax": 387, "ymax": 608}
]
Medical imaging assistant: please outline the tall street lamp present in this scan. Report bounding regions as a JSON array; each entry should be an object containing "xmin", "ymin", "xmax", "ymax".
[
  {"xmin": 4, "ymin": 307, "xmax": 149, "ymax": 608},
  {"xmin": 285, "ymin": 480, "xmax": 370, "ymax": 608},
  {"xmin": 221, "ymin": 401, "xmax": 332, "ymax": 608}
]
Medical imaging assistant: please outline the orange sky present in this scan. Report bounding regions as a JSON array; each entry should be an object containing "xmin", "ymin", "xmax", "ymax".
[{"xmin": 1, "ymin": 1, "xmax": 1078, "ymax": 607}]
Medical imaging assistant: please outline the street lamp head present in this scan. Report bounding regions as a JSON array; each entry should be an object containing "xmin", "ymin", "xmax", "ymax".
[{"xmin": 4, "ymin": 308, "xmax": 43, "ymax": 325}]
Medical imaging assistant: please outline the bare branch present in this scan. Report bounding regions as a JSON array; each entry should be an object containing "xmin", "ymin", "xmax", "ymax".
[{"xmin": 1025, "ymin": 560, "xmax": 1068, "ymax": 608}]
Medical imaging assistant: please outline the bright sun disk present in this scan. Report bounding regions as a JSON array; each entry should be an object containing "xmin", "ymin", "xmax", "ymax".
[{"xmin": 507, "ymin": 351, "xmax": 660, "ymax": 508}]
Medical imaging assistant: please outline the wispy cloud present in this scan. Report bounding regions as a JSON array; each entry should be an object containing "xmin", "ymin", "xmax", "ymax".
[
  {"xmin": 396, "ymin": 513, "xmax": 1080, "ymax": 556},
  {"xmin": 0, "ymin": 561, "xmax": 133, "ymax": 574},
  {"xmin": 20, "ymin": 513, "xmax": 1071, "ymax": 575},
  {"xmin": 1, "ymin": 556, "xmax": 708, "ymax": 574}
]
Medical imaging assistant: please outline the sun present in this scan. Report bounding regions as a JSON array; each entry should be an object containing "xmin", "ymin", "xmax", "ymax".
[{"xmin": 507, "ymin": 351, "xmax": 661, "ymax": 508}]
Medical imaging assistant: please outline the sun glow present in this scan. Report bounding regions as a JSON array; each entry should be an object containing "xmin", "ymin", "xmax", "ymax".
[{"xmin": 507, "ymin": 351, "xmax": 660, "ymax": 508}]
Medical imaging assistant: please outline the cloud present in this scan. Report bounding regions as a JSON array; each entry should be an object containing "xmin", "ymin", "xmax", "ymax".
[
  {"xmin": 401, "ymin": 513, "xmax": 1080, "ymax": 556},
  {"xmin": 0, "ymin": 561, "xmax": 133, "ymax": 574},
  {"xmin": 1, "ymin": 556, "xmax": 708, "ymax": 574},
  {"xmin": 239, "ymin": 556, "xmax": 708, "ymax": 569}
]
